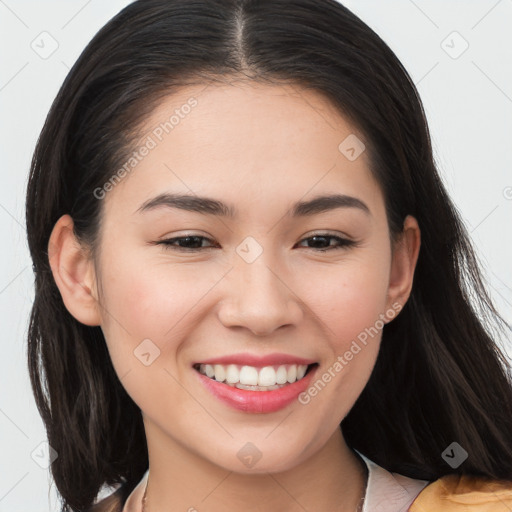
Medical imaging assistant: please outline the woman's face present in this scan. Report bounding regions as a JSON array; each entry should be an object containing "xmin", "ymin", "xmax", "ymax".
[{"xmin": 72, "ymin": 81, "xmax": 418, "ymax": 473}]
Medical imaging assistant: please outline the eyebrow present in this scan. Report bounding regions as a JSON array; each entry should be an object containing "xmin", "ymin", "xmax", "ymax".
[{"xmin": 135, "ymin": 192, "xmax": 371, "ymax": 218}]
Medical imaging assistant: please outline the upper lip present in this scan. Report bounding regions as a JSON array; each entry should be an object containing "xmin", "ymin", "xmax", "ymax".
[{"xmin": 194, "ymin": 353, "xmax": 317, "ymax": 367}]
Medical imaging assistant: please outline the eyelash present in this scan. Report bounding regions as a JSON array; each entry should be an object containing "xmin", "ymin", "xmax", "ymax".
[{"xmin": 155, "ymin": 233, "xmax": 358, "ymax": 252}]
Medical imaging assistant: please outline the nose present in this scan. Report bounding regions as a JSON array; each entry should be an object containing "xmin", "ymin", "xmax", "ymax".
[{"xmin": 217, "ymin": 252, "xmax": 303, "ymax": 336}]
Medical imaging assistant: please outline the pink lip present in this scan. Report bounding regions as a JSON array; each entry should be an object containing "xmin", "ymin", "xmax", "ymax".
[
  {"xmin": 194, "ymin": 363, "xmax": 319, "ymax": 414},
  {"xmin": 194, "ymin": 352, "xmax": 317, "ymax": 367}
]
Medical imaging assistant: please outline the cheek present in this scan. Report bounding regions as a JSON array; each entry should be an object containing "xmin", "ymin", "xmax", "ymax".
[
  {"xmin": 98, "ymin": 249, "xmax": 224, "ymax": 365},
  {"xmin": 291, "ymin": 259, "xmax": 389, "ymax": 429},
  {"xmin": 97, "ymin": 258, "xmax": 199, "ymax": 411},
  {"xmin": 299, "ymin": 255, "xmax": 391, "ymax": 343},
  {"xmin": 101, "ymin": 265, "xmax": 188, "ymax": 345}
]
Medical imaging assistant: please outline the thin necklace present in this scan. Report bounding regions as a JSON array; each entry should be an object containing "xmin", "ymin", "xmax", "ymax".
[
  {"xmin": 141, "ymin": 476, "xmax": 148, "ymax": 512},
  {"xmin": 141, "ymin": 463, "xmax": 367, "ymax": 512},
  {"xmin": 357, "ymin": 490, "xmax": 366, "ymax": 512}
]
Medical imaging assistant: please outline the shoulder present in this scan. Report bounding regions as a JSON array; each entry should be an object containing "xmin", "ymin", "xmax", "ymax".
[{"xmin": 409, "ymin": 474, "xmax": 512, "ymax": 511}]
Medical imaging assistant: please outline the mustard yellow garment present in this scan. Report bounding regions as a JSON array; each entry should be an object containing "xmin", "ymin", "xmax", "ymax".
[{"xmin": 409, "ymin": 474, "xmax": 512, "ymax": 511}]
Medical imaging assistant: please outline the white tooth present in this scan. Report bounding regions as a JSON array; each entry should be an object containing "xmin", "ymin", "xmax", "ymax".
[
  {"xmin": 297, "ymin": 364, "xmax": 307, "ymax": 380},
  {"xmin": 204, "ymin": 363, "xmax": 309, "ymax": 385},
  {"xmin": 276, "ymin": 365, "xmax": 288, "ymax": 384},
  {"xmin": 258, "ymin": 366, "xmax": 277, "ymax": 386},
  {"xmin": 225, "ymin": 364, "xmax": 240, "ymax": 384},
  {"xmin": 239, "ymin": 365, "xmax": 259, "ymax": 385},
  {"xmin": 213, "ymin": 364, "xmax": 226, "ymax": 382},
  {"xmin": 287, "ymin": 365, "xmax": 297, "ymax": 383},
  {"xmin": 205, "ymin": 364, "xmax": 215, "ymax": 378}
]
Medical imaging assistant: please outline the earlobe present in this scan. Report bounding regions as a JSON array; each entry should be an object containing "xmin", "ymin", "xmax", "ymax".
[
  {"xmin": 385, "ymin": 215, "xmax": 421, "ymax": 317},
  {"xmin": 47, "ymin": 214, "xmax": 102, "ymax": 326}
]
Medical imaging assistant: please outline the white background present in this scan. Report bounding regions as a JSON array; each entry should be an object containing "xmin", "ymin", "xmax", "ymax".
[{"xmin": 0, "ymin": 1, "xmax": 511, "ymax": 510}]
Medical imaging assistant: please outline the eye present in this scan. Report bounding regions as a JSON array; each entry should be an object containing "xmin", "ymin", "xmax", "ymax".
[
  {"xmin": 156, "ymin": 235, "xmax": 218, "ymax": 251},
  {"xmin": 295, "ymin": 233, "xmax": 357, "ymax": 252}
]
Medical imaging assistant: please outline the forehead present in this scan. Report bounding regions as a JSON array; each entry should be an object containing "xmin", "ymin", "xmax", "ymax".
[{"xmin": 102, "ymin": 80, "xmax": 384, "ymax": 220}]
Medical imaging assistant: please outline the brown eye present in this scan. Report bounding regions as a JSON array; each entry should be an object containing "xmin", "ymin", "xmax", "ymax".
[
  {"xmin": 157, "ymin": 236, "xmax": 217, "ymax": 251},
  {"xmin": 296, "ymin": 234, "xmax": 357, "ymax": 252}
]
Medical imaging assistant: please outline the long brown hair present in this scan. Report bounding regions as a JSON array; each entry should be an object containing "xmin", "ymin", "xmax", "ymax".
[{"xmin": 25, "ymin": 0, "xmax": 512, "ymax": 510}]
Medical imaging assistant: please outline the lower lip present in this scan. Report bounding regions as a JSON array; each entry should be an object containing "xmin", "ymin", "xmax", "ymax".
[{"xmin": 194, "ymin": 364, "xmax": 319, "ymax": 414}]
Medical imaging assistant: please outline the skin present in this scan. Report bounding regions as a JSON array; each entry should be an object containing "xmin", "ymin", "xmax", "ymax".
[{"xmin": 48, "ymin": 80, "xmax": 420, "ymax": 511}]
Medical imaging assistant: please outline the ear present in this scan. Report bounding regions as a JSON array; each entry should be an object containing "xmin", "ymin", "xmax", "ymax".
[
  {"xmin": 47, "ymin": 214, "xmax": 101, "ymax": 326},
  {"xmin": 385, "ymin": 215, "xmax": 421, "ymax": 316}
]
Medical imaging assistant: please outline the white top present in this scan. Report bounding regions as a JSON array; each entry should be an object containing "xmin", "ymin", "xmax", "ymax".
[
  {"xmin": 356, "ymin": 451, "xmax": 430, "ymax": 512},
  {"xmin": 117, "ymin": 450, "xmax": 430, "ymax": 512}
]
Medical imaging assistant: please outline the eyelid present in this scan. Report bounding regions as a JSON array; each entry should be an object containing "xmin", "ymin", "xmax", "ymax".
[{"xmin": 301, "ymin": 229, "xmax": 352, "ymax": 239}]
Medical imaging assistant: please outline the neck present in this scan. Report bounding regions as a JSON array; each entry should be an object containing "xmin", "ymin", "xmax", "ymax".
[{"xmin": 142, "ymin": 419, "xmax": 368, "ymax": 512}]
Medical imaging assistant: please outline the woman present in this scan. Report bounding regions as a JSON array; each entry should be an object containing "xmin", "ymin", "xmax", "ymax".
[{"xmin": 25, "ymin": 1, "xmax": 512, "ymax": 511}]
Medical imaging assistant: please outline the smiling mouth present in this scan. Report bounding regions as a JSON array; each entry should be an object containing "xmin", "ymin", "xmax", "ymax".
[{"xmin": 193, "ymin": 362, "xmax": 318, "ymax": 391}]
